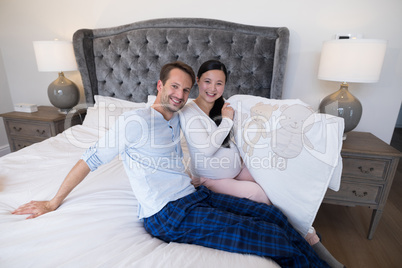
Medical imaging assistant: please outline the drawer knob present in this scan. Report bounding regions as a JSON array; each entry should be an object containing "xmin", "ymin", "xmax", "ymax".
[
  {"xmin": 36, "ymin": 129, "xmax": 46, "ymax": 136},
  {"xmin": 17, "ymin": 144, "xmax": 27, "ymax": 149},
  {"xmin": 352, "ymin": 190, "xmax": 368, "ymax": 197},
  {"xmin": 358, "ymin": 166, "xmax": 374, "ymax": 174},
  {"xmin": 13, "ymin": 126, "xmax": 22, "ymax": 132}
]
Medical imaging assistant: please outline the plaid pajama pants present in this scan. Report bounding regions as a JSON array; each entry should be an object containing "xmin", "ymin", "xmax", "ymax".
[{"xmin": 143, "ymin": 186, "xmax": 329, "ymax": 268}]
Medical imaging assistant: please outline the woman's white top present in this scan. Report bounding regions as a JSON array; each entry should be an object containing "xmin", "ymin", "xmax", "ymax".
[{"xmin": 179, "ymin": 101, "xmax": 242, "ymax": 179}]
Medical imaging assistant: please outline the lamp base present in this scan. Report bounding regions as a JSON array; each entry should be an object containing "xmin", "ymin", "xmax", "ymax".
[
  {"xmin": 319, "ymin": 82, "xmax": 362, "ymax": 134},
  {"xmin": 48, "ymin": 72, "xmax": 79, "ymax": 112},
  {"xmin": 57, "ymin": 108, "xmax": 77, "ymax": 114}
]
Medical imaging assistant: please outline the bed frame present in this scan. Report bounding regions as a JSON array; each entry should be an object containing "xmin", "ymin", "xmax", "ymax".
[{"xmin": 73, "ymin": 18, "xmax": 289, "ymax": 104}]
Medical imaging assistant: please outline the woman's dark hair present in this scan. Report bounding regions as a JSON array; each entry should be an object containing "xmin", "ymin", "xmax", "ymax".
[{"xmin": 197, "ymin": 60, "xmax": 231, "ymax": 148}]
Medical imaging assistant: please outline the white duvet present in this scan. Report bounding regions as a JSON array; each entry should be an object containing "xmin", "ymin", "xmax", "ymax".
[{"xmin": 0, "ymin": 124, "xmax": 278, "ymax": 268}]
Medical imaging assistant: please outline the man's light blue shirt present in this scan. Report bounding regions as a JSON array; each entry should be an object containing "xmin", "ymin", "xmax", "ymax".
[{"xmin": 81, "ymin": 107, "xmax": 196, "ymax": 219}]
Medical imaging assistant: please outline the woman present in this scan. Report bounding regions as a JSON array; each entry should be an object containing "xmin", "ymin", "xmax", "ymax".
[
  {"xmin": 179, "ymin": 59, "xmax": 270, "ymax": 205},
  {"xmin": 179, "ymin": 60, "xmax": 344, "ymax": 268}
]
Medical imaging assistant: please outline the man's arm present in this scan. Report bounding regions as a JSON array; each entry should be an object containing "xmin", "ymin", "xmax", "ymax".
[{"xmin": 12, "ymin": 159, "xmax": 90, "ymax": 219}]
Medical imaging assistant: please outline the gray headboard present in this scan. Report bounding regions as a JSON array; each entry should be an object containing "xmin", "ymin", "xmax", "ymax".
[{"xmin": 73, "ymin": 18, "xmax": 289, "ymax": 105}]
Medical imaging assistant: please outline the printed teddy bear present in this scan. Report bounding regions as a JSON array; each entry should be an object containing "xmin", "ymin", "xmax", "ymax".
[
  {"xmin": 271, "ymin": 104, "xmax": 315, "ymax": 159},
  {"xmin": 242, "ymin": 102, "xmax": 279, "ymax": 156}
]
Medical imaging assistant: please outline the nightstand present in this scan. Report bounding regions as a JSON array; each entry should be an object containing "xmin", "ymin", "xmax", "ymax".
[
  {"xmin": 323, "ymin": 131, "xmax": 402, "ymax": 239},
  {"xmin": 0, "ymin": 106, "xmax": 86, "ymax": 152}
]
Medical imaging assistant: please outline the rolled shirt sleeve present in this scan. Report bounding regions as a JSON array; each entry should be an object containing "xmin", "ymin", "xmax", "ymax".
[{"xmin": 81, "ymin": 110, "xmax": 146, "ymax": 171}]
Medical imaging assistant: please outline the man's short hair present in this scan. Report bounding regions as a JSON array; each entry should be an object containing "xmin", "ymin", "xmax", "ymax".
[{"xmin": 160, "ymin": 61, "xmax": 196, "ymax": 86}]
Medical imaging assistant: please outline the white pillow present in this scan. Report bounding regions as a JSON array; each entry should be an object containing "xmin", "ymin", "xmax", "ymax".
[
  {"xmin": 227, "ymin": 94, "xmax": 344, "ymax": 237},
  {"xmin": 83, "ymin": 95, "xmax": 146, "ymax": 130},
  {"xmin": 146, "ymin": 95, "xmax": 157, "ymax": 108},
  {"xmin": 93, "ymin": 95, "xmax": 145, "ymax": 108}
]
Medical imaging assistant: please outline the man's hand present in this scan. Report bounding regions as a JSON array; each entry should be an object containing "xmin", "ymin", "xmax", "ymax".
[
  {"xmin": 12, "ymin": 200, "xmax": 57, "ymax": 219},
  {"xmin": 12, "ymin": 159, "xmax": 91, "ymax": 220}
]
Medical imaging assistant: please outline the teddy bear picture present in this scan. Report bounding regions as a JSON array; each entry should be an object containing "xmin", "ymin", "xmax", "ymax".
[
  {"xmin": 242, "ymin": 102, "xmax": 278, "ymax": 156},
  {"xmin": 271, "ymin": 104, "xmax": 315, "ymax": 159}
]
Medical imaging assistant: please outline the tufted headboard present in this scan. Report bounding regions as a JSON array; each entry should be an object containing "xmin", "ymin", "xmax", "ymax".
[{"xmin": 73, "ymin": 18, "xmax": 289, "ymax": 105}]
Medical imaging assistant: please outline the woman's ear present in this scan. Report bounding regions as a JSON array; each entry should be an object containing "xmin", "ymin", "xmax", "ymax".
[{"xmin": 196, "ymin": 77, "xmax": 200, "ymax": 85}]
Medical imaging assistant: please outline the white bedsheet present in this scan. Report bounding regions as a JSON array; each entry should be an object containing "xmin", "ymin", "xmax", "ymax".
[{"xmin": 0, "ymin": 125, "xmax": 278, "ymax": 268}]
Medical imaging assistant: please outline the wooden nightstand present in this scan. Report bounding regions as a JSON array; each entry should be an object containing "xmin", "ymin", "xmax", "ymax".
[
  {"xmin": 323, "ymin": 131, "xmax": 402, "ymax": 239},
  {"xmin": 0, "ymin": 106, "xmax": 86, "ymax": 152}
]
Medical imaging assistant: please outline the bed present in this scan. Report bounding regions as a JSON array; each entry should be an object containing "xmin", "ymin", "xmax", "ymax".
[{"xmin": 0, "ymin": 18, "xmax": 342, "ymax": 267}]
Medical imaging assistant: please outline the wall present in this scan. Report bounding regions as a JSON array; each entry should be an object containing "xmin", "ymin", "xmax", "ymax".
[
  {"xmin": 0, "ymin": 48, "xmax": 13, "ymax": 156},
  {"xmin": 0, "ymin": 0, "xmax": 401, "ymax": 151}
]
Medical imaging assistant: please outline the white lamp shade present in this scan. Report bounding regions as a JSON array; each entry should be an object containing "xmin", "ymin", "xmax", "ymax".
[
  {"xmin": 318, "ymin": 39, "xmax": 387, "ymax": 83},
  {"xmin": 33, "ymin": 40, "xmax": 78, "ymax": 72}
]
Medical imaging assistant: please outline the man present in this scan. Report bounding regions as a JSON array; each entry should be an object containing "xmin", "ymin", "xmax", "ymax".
[{"xmin": 13, "ymin": 62, "xmax": 329, "ymax": 268}]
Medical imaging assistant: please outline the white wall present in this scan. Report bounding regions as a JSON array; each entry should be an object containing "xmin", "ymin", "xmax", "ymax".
[
  {"xmin": 0, "ymin": 46, "xmax": 13, "ymax": 156},
  {"xmin": 0, "ymin": 0, "xmax": 401, "ymax": 149}
]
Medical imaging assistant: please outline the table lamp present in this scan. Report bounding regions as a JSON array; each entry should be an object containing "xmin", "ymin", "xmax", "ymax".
[
  {"xmin": 318, "ymin": 38, "xmax": 386, "ymax": 139},
  {"xmin": 33, "ymin": 40, "xmax": 79, "ymax": 114}
]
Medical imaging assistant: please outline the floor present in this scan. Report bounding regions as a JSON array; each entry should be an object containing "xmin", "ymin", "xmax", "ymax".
[{"xmin": 314, "ymin": 128, "xmax": 402, "ymax": 268}]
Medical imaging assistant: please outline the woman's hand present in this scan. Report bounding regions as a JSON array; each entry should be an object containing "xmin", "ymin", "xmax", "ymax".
[
  {"xmin": 12, "ymin": 200, "xmax": 58, "ymax": 219},
  {"xmin": 190, "ymin": 175, "xmax": 202, "ymax": 187},
  {"xmin": 221, "ymin": 102, "xmax": 234, "ymax": 120}
]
